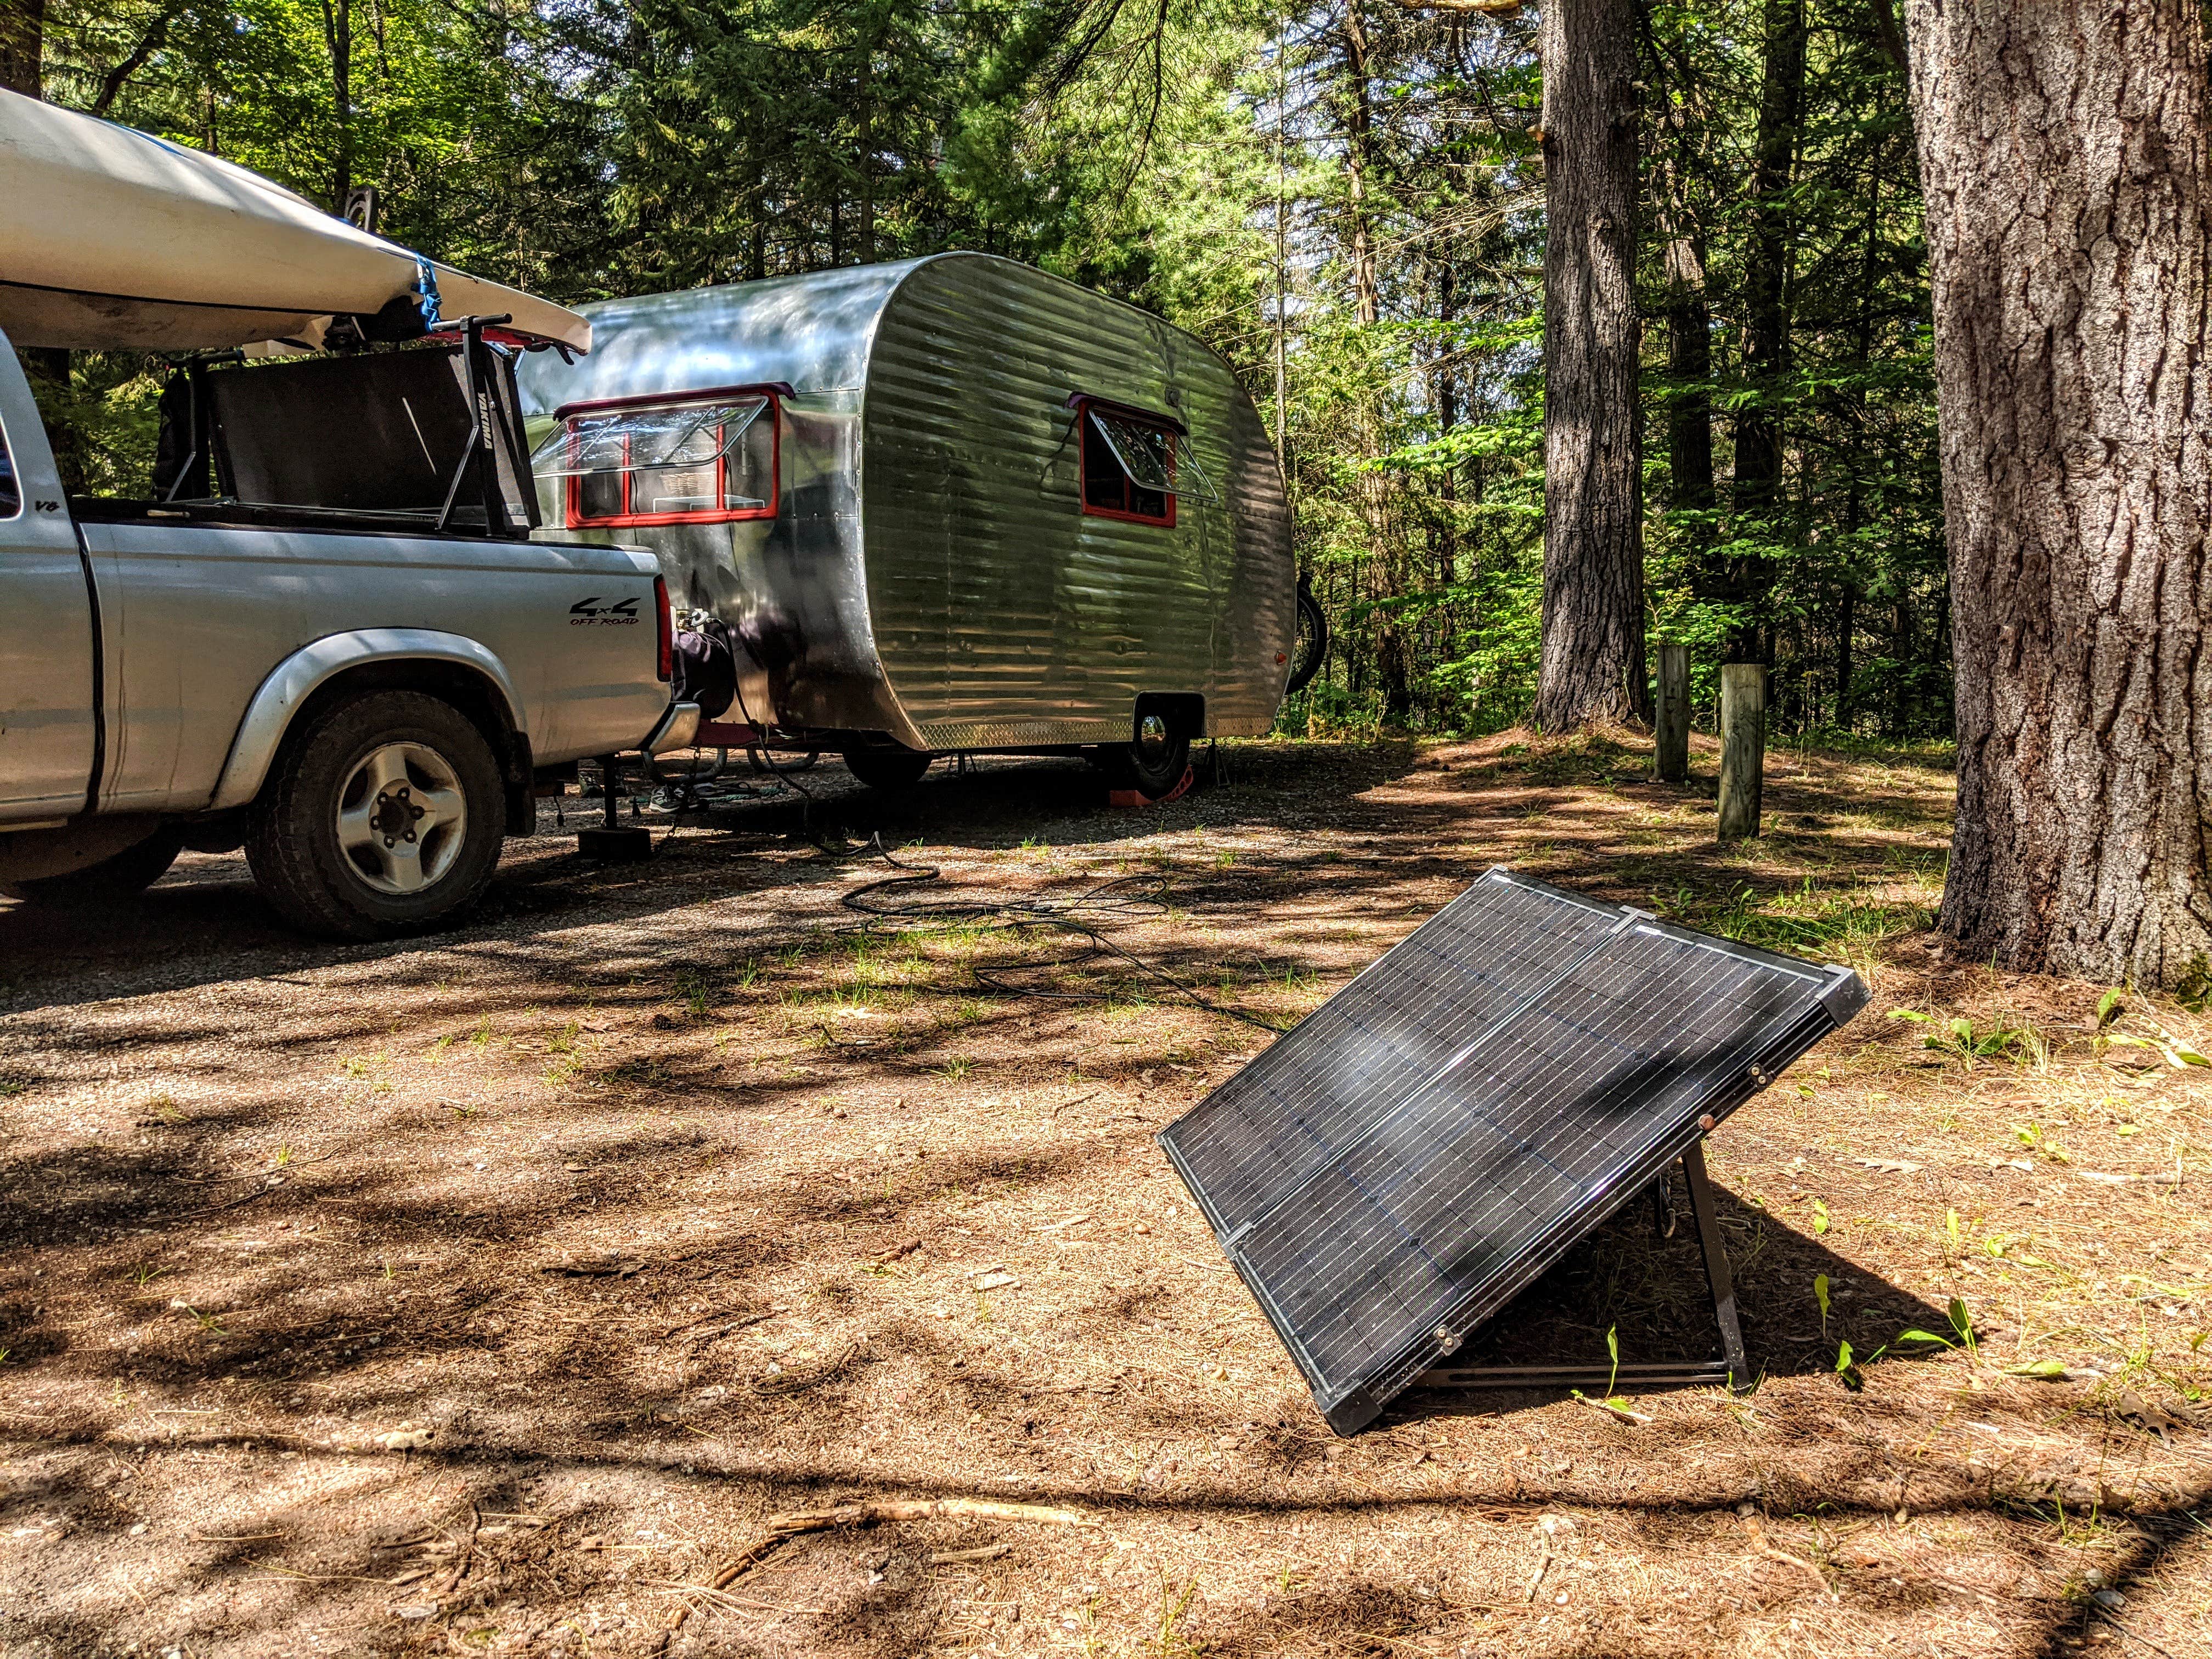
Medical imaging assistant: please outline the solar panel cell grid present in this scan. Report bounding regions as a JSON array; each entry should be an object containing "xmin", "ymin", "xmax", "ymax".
[
  {"xmin": 1170, "ymin": 872, "xmax": 1623, "ymax": 1238},
  {"xmin": 1158, "ymin": 867, "xmax": 1868, "ymax": 1434}
]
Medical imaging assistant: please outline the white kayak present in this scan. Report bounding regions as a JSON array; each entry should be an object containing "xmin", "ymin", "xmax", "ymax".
[{"xmin": 0, "ymin": 89, "xmax": 589, "ymax": 354}]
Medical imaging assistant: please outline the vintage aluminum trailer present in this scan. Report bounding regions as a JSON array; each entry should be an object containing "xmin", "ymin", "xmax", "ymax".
[{"xmin": 514, "ymin": 253, "xmax": 1294, "ymax": 796}]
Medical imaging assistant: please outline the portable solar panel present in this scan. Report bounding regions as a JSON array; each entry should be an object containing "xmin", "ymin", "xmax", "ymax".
[{"xmin": 1159, "ymin": 866, "xmax": 1868, "ymax": 1434}]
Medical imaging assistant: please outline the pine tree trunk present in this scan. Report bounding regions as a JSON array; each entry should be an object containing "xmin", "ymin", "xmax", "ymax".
[
  {"xmin": 321, "ymin": 0, "xmax": 354, "ymax": 213},
  {"xmin": 1906, "ymin": 0, "xmax": 2212, "ymax": 989},
  {"xmin": 1728, "ymin": 0, "xmax": 1805, "ymax": 664},
  {"xmin": 1655, "ymin": 102, "xmax": 1714, "ymax": 555},
  {"xmin": 1533, "ymin": 0, "xmax": 1647, "ymax": 730}
]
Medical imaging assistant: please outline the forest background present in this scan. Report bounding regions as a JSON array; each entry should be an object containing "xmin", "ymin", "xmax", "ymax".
[{"xmin": 10, "ymin": 0, "xmax": 1945, "ymax": 743}]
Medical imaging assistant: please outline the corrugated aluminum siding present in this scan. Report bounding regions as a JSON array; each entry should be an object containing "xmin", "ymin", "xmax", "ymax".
[
  {"xmin": 864, "ymin": 257, "xmax": 1293, "ymax": 747},
  {"xmin": 516, "ymin": 253, "xmax": 1293, "ymax": 748}
]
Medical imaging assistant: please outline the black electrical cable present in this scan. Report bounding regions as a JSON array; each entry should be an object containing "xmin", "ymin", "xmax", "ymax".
[{"xmin": 839, "ymin": 834, "xmax": 1288, "ymax": 1033}]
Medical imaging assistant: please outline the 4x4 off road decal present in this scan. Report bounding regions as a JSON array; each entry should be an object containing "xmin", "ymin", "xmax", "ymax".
[{"xmin": 569, "ymin": 596, "xmax": 641, "ymax": 625}]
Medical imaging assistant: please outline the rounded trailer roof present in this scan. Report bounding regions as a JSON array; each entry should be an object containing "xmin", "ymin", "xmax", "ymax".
[{"xmin": 514, "ymin": 253, "xmax": 1246, "ymax": 415}]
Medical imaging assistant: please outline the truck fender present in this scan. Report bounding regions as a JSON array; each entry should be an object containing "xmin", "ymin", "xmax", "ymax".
[{"xmin": 208, "ymin": 629, "xmax": 528, "ymax": 814}]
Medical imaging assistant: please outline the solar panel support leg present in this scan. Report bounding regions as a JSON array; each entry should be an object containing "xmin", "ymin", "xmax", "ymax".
[
  {"xmin": 1409, "ymin": 1141, "xmax": 1752, "ymax": 1398},
  {"xmin": 1681, "ymin": 1141, "xmax": 1750, "ymax": 1384}
]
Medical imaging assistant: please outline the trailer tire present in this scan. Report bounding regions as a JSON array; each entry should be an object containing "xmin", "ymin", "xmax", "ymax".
[
  {"xmin": 1096, "ymin": 725, "xmax": 1192, "ymax": 800},
  {"xmin": 245, "ymin": 690, "xmax": 505, "ymax": 941},
  {"xmin": 0, "ymin": 825, "xmax": 185, "ymax": 906},
  {"xmin": 841, "ymin": 742, "xmax": 934, "ymax": 792}
]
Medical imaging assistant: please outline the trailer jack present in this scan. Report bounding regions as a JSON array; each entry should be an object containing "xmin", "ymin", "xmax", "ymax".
[{"xmin": 577, "ymin": 755, "xmax": 653, "ymax": 861}]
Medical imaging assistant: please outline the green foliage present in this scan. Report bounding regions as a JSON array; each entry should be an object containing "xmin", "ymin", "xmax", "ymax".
[
  {"xmin": 1888, "ymin": 1008, "xmax": 2040, "ymax": 1067},
  {"xmin": 21, "ymin": 0, "xmax": 1945, "ymax": 733}
]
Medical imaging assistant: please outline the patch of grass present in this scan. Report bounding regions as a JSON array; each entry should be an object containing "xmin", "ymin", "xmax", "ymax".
[
  {"xmin": 1146, "ymin": 1573, "xmax": 1206, "ymax": 1659},
  {"xmin": 338, "ymin": 1052, "xmax": 394, "ymax": 1094},
  {"xmin": 1656, "ymin": 876, "xmax": 1934, "ymax": 968},
  {"xmin": 670, "ymin": 968, "xmax": 715, "ymax": 1020},
  {"xmin": 935, "ymin": 1056, "xmax": 973, "ymax": 1081}
]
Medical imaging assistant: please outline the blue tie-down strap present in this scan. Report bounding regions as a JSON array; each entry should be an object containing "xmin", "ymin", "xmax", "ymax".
[{"xmin": 413, "ymin": 255, "xmax": 443, "ymax": 329}]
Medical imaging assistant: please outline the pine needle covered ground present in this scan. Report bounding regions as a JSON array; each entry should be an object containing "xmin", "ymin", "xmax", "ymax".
[{"xmin": 1, "ymin": 734, "xmax": 2204, "ymax": 1658}]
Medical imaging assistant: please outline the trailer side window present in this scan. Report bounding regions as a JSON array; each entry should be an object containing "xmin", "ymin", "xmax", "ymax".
[
  {"xmin": 0, "ymin": 424, "xmax": 16, "ymax": 519},
  {"xmin": 1079, "ymin": 401, "xmax": 1176, "ymax": 528},
  {"xmin": 539, "ymin": 392, "xmax": 778, "ymax": 529}
]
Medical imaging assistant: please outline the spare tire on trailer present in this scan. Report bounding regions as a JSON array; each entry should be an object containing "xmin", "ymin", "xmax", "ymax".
[
  {"xmin": 842, "ymin": 741, "xmax": 934, "ymax": 792},
  {"xmin": 1285, "ymin": 577, "xmax": 1329, "ymax": 695},
  {"xmin": 1090, "ymin": 714, "xmax": 1191, "ymax": 802}
]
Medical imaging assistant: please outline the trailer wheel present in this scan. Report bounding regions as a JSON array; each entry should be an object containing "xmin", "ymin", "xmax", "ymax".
[
  {"xmin": 245, "ymin": 690, "xmax": 505, "ymax": 941},
  {"xmin": 0, "ymin": 825, "xmax": 185, "ymax": 906},
  {"xmin": 1097, "ymin": 715, "xmax": 1192, "ymax": 800},
  {"xmin": 841, "ymin": 742, "xmax": 934, "ymax": 792}
]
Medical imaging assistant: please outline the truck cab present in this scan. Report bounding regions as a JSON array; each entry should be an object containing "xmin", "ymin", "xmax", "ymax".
[{"xmin": 0, "ymin": 323, "xmax": 696, "ymax": 939}]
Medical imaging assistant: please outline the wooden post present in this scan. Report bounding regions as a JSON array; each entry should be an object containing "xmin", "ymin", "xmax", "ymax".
[
  {"xmin": 1717, "ymin": 663, "xmax": 1765, "ymax": 840},
  {"xmin": 1655, "ymin": 643, "xmax": 1690, "ymax": 782}
]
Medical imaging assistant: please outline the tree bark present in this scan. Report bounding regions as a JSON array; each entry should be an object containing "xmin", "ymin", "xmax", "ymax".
[
  {"xmin": 320, "ymin": 0, "xmax": 355, "ymax": 212},
  {"xmin": 1906, "ymin": 0, "xmax": 2212, "ymax": 989},
  {"xmin": 1533, "ymin": 0, "xmax": 1647, "ymax": 730},
  {"xmin": 1341, "ymin": 0, "xmax": 1408, "ymax": 724},
  {"xmin": 1728, "ymin": 0, "xmax": 1807, "ymax": 664},
  {"xmin": 1656, "ymin": 106, "xmax": 1715, "ymax": 555},
  {"xmin": 0, "ymin": 0, "xmax": 42, "ymax": 98}
]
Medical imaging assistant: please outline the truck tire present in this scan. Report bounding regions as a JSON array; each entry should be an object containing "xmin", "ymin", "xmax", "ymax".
[
  {"xmin": 245, "ymin": 690, "xmax": 505, "ymax": 940},
  {"xmin": 0, "ymin": 824, "xmax": 185, "ymax": 906},
  {"xmin": 841, "ymin": 742, "xmax": 934, "ymax": 792}
]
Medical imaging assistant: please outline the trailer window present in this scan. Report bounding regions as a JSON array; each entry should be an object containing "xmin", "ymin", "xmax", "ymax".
[
  {"xmin": 0, "ymin": 424, "xmax": 16, "ymax": 518},
  {"xmin": 538, "ymin": 392, "xmax": 777, "ymax": 528},
  {"xmin": 1079, "ymin": 403, "xmax": 1176, "ymax": 528}
]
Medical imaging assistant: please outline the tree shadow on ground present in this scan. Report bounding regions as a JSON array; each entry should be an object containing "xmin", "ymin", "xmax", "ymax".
[{"xmin": 0, "ymin": 741, "xmax": 1431, "ymax": 1020}]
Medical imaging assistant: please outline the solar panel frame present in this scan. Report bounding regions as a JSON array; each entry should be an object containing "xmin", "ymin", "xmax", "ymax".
[{"xmin": 1158, "ymin": 866, "xmax": 1868, "ymax": 1435}]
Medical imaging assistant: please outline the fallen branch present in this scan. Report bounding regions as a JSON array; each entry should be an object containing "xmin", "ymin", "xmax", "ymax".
[
  {"xmin": 656, "ymin": 1498, "xmax": 1094, "ymax": 1649},
  {"xmin": 1739, "ymin": 1509, "xmax": 1835, "ymax": 1600},
  {"xmin": 430, "ymin": 1505, "xmax": 480, "ymax": 1602}
]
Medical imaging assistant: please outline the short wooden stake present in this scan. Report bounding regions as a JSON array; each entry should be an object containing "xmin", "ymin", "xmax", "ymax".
[
  {"xmin": 1717, "ymin": 663, "xmax": 1765, "ymax": 841},
  {"xmin": 1655, "ymin": 642, "xmax": 1690, "ymax": 782}
]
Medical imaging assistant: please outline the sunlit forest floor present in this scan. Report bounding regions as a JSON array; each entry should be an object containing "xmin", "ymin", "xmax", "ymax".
[{"xmin": 1, "ymin": 732, "xmax": 2206, "ymax": 1659}]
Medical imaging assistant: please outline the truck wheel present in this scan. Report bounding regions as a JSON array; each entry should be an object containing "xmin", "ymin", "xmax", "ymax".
[
  {"xmin": 0, "ymin": 825, "xmax": 185, "ymax": 906},
  {"xmin": 841, "ymin": 742, "xmax": 934, "ymax": 792},
  {"xmin": 1097, "ymin": 715, "xmax": 1191, "ymax": 800},
  {"xmin": 245, "ymin": 690, "xmax": 505, "ymax": 941}
]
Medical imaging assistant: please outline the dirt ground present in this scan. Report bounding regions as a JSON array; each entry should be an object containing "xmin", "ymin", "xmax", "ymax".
[{"xmin": 2, "ymin": 731, "xmax": 2207, "ymax": 1659}]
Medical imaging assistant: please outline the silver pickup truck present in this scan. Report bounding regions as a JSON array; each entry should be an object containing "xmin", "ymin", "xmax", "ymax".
[{"xmin": 0, "ymin": 321, "xmax": 697, "ymax": 939}]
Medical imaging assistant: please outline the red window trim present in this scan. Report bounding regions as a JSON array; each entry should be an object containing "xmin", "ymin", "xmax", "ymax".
[
  {"xmin": 1075, "ymin": 396, "xmax": 1177, "ymax": 529},
  {"xmin": 556, "ymin": 385, "xmax": 782, "ymax": 530}
]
